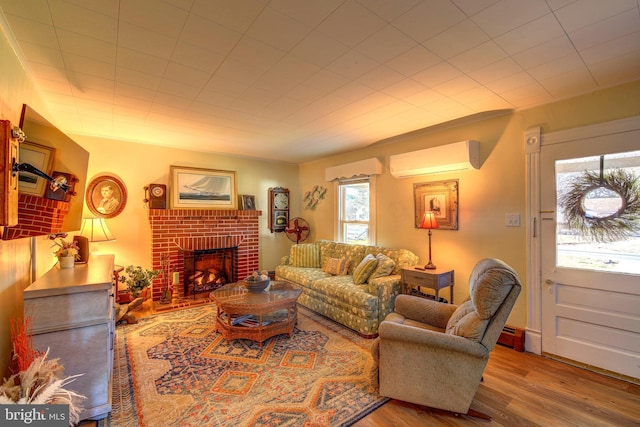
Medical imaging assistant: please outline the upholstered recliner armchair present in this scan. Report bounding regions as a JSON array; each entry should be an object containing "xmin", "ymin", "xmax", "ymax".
[{"xmin": 377, "ymin": 258, "xmax": 521, "ymax": 418}]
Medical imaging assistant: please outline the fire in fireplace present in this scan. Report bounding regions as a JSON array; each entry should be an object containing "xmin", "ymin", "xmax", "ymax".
[{"xmin": 181, "ymin": 247, "xmax": 237, "ymax": 297}]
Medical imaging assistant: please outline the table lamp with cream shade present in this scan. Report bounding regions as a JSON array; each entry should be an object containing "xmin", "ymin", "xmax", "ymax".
[
  {"xmin": 80, "ymin": 217, "xmax": 115, "ymax": 254},
  {"xmin": 419, "ymin": 211, "xmax": 439, "ymax": 270}
]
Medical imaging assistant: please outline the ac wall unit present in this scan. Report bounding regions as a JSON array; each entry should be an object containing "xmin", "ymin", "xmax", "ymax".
[{"xmin": 389, "ymin": 140, "xmax": 480, "ymax": 178}]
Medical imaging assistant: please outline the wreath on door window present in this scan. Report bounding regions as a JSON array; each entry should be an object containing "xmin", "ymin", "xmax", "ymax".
[{"xmin": 559, "ymin": 167, "xmax": 640, "ymax": 242}]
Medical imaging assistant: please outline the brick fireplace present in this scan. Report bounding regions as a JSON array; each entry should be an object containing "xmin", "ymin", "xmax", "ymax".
[{"xmin": 148, "ymin": 208, "xmax": 261, "ymax": 302}]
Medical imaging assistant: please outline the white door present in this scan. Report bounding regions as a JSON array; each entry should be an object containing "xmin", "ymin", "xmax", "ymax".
[{"xmin": 540, "ymin": 126, "xmax": 640, "ymax": 380}]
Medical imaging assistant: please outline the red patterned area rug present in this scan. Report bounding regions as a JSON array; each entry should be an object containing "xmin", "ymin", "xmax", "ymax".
[{"xmin": 108, "ymin": 304, "xmax": 386, "ymax": 427}]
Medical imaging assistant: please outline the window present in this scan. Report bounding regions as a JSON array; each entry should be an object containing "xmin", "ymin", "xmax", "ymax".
[
  {"xmin": 555, "ymin": 150, "xmax": 640, "ymax": 274},
  {"xmin": 337, "ymin": 177, "xmax": 376, "ymax": 245}
]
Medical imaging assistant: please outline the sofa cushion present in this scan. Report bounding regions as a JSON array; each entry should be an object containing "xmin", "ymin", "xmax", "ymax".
[
  {"xmin": 307, "ymin": 275, "xmax": 378, "ymax": 311},
  {"xmin": 323, "ymin": 257, "xmax": 349, "ymax": 275},
  {"xmin": 445, "ymin": 300, "xmax": 489, "ymax": 342},
  {"xmin": 275, "ymin": 265, "xmax": 330, "ymax": 287},
  {"xmin": 289, "ymin": 243, "xmax": 320, "ymax": 268},
  {"xmin": 368, "ymin": 253, "xmax": 396, "ymax": 281},
  {"xmin": 353, "ymin": 253, "xmax": 378, "ymax": 285},
  {"xmin": 364, "ymin": 246, "xmax": 419, "ymax": 274},
  {"xmin": 320, "ymin": 241, "xmax": 365, "ymax": 275}
]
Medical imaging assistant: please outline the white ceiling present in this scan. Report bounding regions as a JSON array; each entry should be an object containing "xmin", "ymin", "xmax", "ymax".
[{"xmin": 1, "ymin": 0, "xmax": 639, "ymax": 163}]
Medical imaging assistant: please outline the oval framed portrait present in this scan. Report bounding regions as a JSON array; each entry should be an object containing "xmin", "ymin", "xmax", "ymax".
[{"xmin": 86, "ymin": 174, "xmax": 127, "ymax": 218}]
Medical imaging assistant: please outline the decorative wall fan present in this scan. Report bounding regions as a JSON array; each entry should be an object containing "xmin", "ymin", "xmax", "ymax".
[{"xmin": 285, "ymin": 217, "xmax": 311, "ymax": 244}]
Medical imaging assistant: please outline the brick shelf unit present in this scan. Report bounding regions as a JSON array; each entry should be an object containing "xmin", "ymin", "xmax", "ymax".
[
  {"xmin": 2, "ymin": 194, "xmax": 70, "ymax": 239},
  {"xmin": 148, "ymin": 209, "xmax": 261, "ymax": 301}
]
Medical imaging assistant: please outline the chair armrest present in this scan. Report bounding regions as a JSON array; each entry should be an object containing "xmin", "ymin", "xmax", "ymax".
[
  {"xmin": 379, "ymin": 321, "xmax": 488, "ymax": 358},
  {"xmin": 394, "ymin": 294, "xmax": 458, "ymax": 329},
  {"xmin": 368, "ymin": 275, "xmax": 402, "ymax": 325},
  {"xmin": 279, "ymin": 255, "xmax": 290, "ymax": 265}
]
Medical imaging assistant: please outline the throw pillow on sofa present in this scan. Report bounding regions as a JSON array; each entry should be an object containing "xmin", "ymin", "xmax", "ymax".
[
  {"xmin": 323, "ymin": 257, "xmax": 349, "ymax": 275},
  {"xmin": 290, "ymin": 243, "xmax": 320, "ymax": 267},
  {"xmin": 353, "ymin": 253, "xmax": 378, "ymax": 285},
  {"xmin": 368, "ymin": 253, "xmax": 395, "ymax": 281}
]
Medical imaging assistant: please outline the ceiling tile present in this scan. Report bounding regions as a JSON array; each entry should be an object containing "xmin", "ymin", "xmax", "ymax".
[
  {"xmin": 356, "ymin": 0, "xmax": 422, "ymax": 22},
  {"xmin": 191, "ymin": 0, "xmax": 266, "ymax": 32},
  {"xmin": 512, "ymin": 36, "xmax": 576, "ymax": 70},
  {"xmin": 569, "ymin": 9, "xmax": 640, "ymax": 50},
  {"xmin": 290, "ymin": 30, "xmax": 350, "ymax": 67},
  {"xmin": 326, "ymin": 49, "xmax": 380, "ymax": 80},
  {"xmin": 246, "ymin": 7, "xmax": 311, "ymax": 52},
  {"xmin": 49, "ymin": 0, "xmax": 117, "ymax": 43},
  {"xmin": 179, "ymin": 13, "xmax": 243, "ymax": 54},
  {"xmin": 270, "ymin": 0, "xmax": 343, "ymax": 26},
  {"xmin": 356, "ymin": 24, "xmax": 417, "ymax": 63},
  {"xmin": 0, "ymin": 0, "xmax": 52, "ymax": 24},
  {"xmin": 468, "ymin": 57, "xmax": 524, "ymax": 84},
  {"xmin": 447, "ymin": 40, "xmax": 507, "ymax": 73},
  {"xmin": 393, "ymin": 1, "xmax": 466, "ymax": 42},
  {"xmin": 553, "ymin": 0, "xmax": 638, "ymax": 33},
  {"xmin": 316, "ymin": 1, "xmax": 386, "ymax": 47},
  {"xmin": 424, "ymin": 20, "xmax": 489, "ymax": 59},
  {"xmin": 472, "ymin": 0, "xmax": 550, "ymax": 37},
  {"xmin": 120, "ymin": 0, "xmax": 188, "ymax": 38},
  {"xmin": 411, "ymin": 61, "xmax": 462, "ymax": 87},
  {"xmin": 385, "ymin": 45, "xmax": 441, "ymax": 76},
  {"xmin": 494, "ymin": 13, "xmax": 565, "ymax": 55}
]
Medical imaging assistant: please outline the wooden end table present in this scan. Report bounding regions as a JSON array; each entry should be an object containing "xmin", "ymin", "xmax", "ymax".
[
  {"xmin": 401, "ymin": 266, "xmax": 454, "ymax": 304},
  {"xmin": 210, "ymin": 281, "xmax": 302, "ymax": 345}
]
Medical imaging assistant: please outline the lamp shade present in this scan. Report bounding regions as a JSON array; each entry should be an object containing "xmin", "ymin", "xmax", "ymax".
[
  {"xmin": 419, "ymin": 211, "xmax": 440, "ymax": 230},
  {"xmin": 80, "ymin": 218, "xmax": 115, "ymax": 242}
]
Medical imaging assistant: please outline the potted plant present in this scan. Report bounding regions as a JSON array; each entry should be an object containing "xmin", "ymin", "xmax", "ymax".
[
  {"xmin": 51, "ymin": 238, "xmax": 80, "ymax": 268},
  {"xmin": 119, "ymin": 265, "xmax": 160, "ymax": 299}
]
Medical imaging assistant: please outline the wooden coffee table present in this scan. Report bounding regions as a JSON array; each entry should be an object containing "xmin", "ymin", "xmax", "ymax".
[{"xmin": 210, "ymin": 281, "xmax": 302, "ymax": 345}]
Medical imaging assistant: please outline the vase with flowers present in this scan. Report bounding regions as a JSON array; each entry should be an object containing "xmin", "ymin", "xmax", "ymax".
[
  {"xmin": 52, "ymin": 238, "xmax": 80, "ymax": 268},
  {"xmin": 119, "ymin": 265, "xmax": 160, "ymax": 299}
]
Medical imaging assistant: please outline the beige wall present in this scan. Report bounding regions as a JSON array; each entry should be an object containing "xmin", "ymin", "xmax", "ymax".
[
  {"xmin": 299, "ymin": 80, "xmax": 640, "ymax": 330},
  {"xmin": 72, "ymin": 135, "xmax": 299, "ymax": 273}
]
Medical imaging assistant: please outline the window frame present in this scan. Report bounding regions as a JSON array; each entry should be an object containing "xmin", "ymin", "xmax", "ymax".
[{"xmin": 334, "ymin": 176, "xmax": 376, "ymax": 245}]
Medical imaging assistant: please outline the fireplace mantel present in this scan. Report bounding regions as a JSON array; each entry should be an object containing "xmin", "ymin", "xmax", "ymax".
[{"xmin": 148, "ymin": 209, "xmax": 261, "ymax": 301}]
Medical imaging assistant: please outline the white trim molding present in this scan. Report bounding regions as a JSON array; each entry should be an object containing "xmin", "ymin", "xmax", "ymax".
[{"xmin": 325, "ymin": 157, "xmax": 382, "ymax": 181}]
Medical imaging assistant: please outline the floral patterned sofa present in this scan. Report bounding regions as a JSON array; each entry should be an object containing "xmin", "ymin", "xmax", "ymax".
[{"xmin": 275, "ymin": 240, "xmax": 419, "ymax": 337}]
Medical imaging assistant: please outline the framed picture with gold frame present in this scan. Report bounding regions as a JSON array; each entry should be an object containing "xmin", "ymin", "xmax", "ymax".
[
  {"xmin": 414, "ymin": 180, "xmax": 458, "ymax": 230},
  {"xmin": 86, "ymin": 174, "xmax": 127, "ymax": 218},
  {"xmin": 170, "ymin": 166, "xmax": 237, "ymax": 209}
]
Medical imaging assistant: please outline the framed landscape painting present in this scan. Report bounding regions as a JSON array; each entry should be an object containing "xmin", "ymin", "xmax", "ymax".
[{"xmin": 170, "ymin": 166, "xmax": 237, "ymax": 209}]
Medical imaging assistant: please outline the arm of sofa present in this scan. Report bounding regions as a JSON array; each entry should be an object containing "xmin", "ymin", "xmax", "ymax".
[
  {"xmin": 368, "ymin": 275, "xmax": 402, "ymax": 325},
  {"xmin": 279, "ymin": 255, "xmax": 290, "ymax": 266}
]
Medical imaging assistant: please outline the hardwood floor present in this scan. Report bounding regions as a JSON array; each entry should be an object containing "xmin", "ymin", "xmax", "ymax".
[
  {"xmin": 355, "ymin": 345, "xmax": 640, "ymax": 427},
  {"xmin": 80, "ymin": 300, "xmax": 640, "ymax": 426}
]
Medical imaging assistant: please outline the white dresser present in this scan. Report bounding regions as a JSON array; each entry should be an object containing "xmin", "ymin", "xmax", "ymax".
[{"xmin": 23, "ymin": 254, "xmax": 115, "ymax": 421}]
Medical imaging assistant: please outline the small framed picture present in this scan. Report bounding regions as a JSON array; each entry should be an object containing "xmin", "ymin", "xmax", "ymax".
[
  {"xmin": 240, "ymin": 194, "xmax": 256, "ymax": 210},
  {"xmin": 18, "ymin": 141, "xmax": 55, "ymax": 196},
  {"xmin": 414, "ymin": 180, "xmax": 458, "ymax": 230},
  {"xmin": 86, "ymin": 174, "xmax": 127, "ymax": 218}
]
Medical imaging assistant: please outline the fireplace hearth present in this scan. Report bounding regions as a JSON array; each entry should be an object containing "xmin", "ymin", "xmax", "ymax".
[{"xmin": 182, "ymin": 247, "xmax": 237, "ymax": 297}]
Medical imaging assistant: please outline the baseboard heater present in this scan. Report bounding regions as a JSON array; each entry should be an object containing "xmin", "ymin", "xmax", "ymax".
[{"xmin": 498, "ymin": 325, "xmax": 525, "ymax": 352}]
